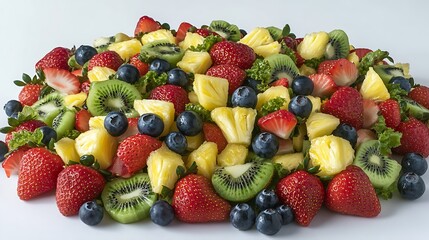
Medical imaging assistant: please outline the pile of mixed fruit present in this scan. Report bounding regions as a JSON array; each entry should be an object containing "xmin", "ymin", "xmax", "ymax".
[{"xmin": 1, "ymin": 15, "xmax": 428, "ymax": 235}]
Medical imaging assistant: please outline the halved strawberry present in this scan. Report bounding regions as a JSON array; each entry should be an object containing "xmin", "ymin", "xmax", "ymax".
[
  {"xmin": 351, "ymin": 48, "xmax": 372, "ymax": 60},
  {"xmin": 2, "ymin": 147, "xmax": 29, "ymax": 177},
  {"xmin": 362, "ymin": 99, "xmax": 379, "ymax": 129},
  {"xmin": 379, "ymin": 99, "xmax": 400, "ymax": 129},
  {"xmin": 258, "ymin": 110, "xmax": 297, "ymax": 139},
  {"xmin": 134, "ymin": 16, "xmax": 161, "ymax": 36},
  {"xmin": 277, "ymin": 138, "xmax": 294, "ymax": 155},
  {"xmin": 75, "ymin": 109, "xmax": 92, "ymax": 132},
  {"xmin": 308, "ymin": 73, "xmax": 337, "ymax": 98},
  {"xmin": 270, "ymin": 78, "xmax": 289, "ymax": 88},
  {"xmin": 195, "ymin": 28, "xmax": 220, "ymax": 38},
  {"xmin": 44, "ymin": 68, "xmax": 80, "ymax": 94},
  {"xmin": 318, "ymin": 59, "xmax": 358, "ymax": 86},
  {"xmin": 176, "ymin": 22, "xmax": 194, "ymax": 42}
]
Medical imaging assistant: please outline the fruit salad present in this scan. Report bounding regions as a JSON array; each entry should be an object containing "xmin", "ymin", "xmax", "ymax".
[{"xmin": 0, "ymin": 15, "xmax": 428, "ymax": 235}]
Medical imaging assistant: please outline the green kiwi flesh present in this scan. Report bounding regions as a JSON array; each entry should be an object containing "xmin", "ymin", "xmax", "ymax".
[
  {"xmin": 209, "ymin": 20, "xmax": 241, "ymax": 42},
  {"xmin": 140, "ymin": 40, "xmax": 184, "ymax": 67},
  {"xmin": 324, "ymin": 29, "xmax": 350, "ymax": 60},
  {"xmin": 373, "ymin": 65, "xmax": 405, "ymax": 83},
  {"xmin": 101, "ymin": 173, "xmax": 157, "ymax": 224},
  {"xmin": 403, "ymin": 98, "xmax": 429, "ymax": 121},
  {"xmin": 32, "ymin": 92, "xmax": 64, "ymax": 126},
  {"xmin": 266, "ymin": 26, "xmax": 282, "ymax": 41},
  {"xmin": 52, "ymin": 108, "xmax": 76, "ymax": 138},
  {"xmin": 265, "ymin": 54, "xmax": 300, "ymax": 85}
]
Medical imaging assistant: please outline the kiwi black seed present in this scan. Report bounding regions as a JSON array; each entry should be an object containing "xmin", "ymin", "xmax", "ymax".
[
  {"xmin": 265, "ymin": 53, "xmax": 300, "ymax": 85},
  {"xmin": 403, "ymin": 98, "xmax": 429, "ymax": 121},
  {"xmin": 101, "ymin": 173, "xmax": 157, "ymax": 224},
  {"xmin": 353, "ymin": 140, "xmax": 402, "ymax": 190},
  {"xmin": 209, "ymin": 20, "xmax": 241, "ymax": 42},
  {"xmin": 266, "ymin": 26, "xmax": 282, "ymax": 41},
  {"xmin": 32, "ymin": 92, "xmax": 64, "ymax": 125},
  {"xmin": 211, "ymin": 161, "xmax": 274, "ymax": 202},
  {"xmin": 140, "ymin": 40, "xmax": 184, "ymax": 67},
  {"xmin": 324, "ymin": 29, "xmax": 350, "ymax": 60},
  {"xmin": 373, "ymin": 65, "xmax": 405, "ymax": 83},
  {"xmin": 52, "ymin": 108, "xmax": 76, "ymax": 138},
  {"xmin": 86, "ymin": 79, "xmax": 141, "ymax": 117}
]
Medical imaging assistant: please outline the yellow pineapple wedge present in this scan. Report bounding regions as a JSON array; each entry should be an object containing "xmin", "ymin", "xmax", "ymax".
[
  {"xmin": 147, "ymin": 144, "xmax": 185, "ymax": 194},
  {"xmin": 297, "ymin": 31, "xmax": 330, "ymax": 60},
  {"xmin": 134, "ymin": 99, "xmax": 175, "ymax": 136},
  {"xmin": 273, "ymin": 152, "xmax": 304, "ymax": 172},
  {"xmin": 141, "ymin": 29, "xmax": 176, "ymax": 45},
  {"xmin": 307, "ymin": 96, "xmax": 321, "ymax": 113},
  {"xmin": 188, "ymin": 91, "xmax": 199, "ymax": 104},
  {"xmin": 306, "ymin": 112, "xmax": 340, "ymax": 140},
  {"xmin": 107, "ymin": 39, "xmax": 142, "ymax": 61},
  {"xmin": 193, "ymin": 74, "xmax": 229, "ymax": 110},
  {"xmin": 54, "ymin": 137, "xmax": 81, "ymax": 164},
  {"xmin": 87, "ymin": 66, "xmax": 116, "ymax": 82},
  {"xmin": 177, "ymin": 51, "xmax": 213, "ymax": 74},
  {"xmin": 211, "ymin": 107, "xmax": 257, "ymax": 146},
  {"xmin": 179, "ymin": 32, "xmax": 205, "ymax": 50},
  {"xmin": 256, "ymin": 86, "xmax": 290, "ymax": 111},
  {"xmin": 254, "ymin": 41, "xmax": 281, "ymax": 58},
  {"xmin": 299, "ymin": 64, "xmax": 317, "ymax": 76},
  {"xmin": 347, "ymin": 52, "xmax": 360, "ymax": 67},
  {"xmin": 360, "ymin": 67, "xmax": 390, "ymax": 102},
  {"xmin": 292, "ymin": 123, "xmax": 307, "ymax": 152},
  {"xmin": 63, "ymin": 92, "xmax": 87, "ymax": 108},
  {"xmin": 186, "ymin": 141, "xmax": 218, "ymax": 178},
  {"xmin": 88, "ymin": 116, "xmax": 105, "ymax": 130},
  {"xmin": 217, "ymin": 143, "xmax": 248, "ymax": 167},
  {"xmin": 239, "ymin": 27, "xmax": 274, "ymax": 48}
]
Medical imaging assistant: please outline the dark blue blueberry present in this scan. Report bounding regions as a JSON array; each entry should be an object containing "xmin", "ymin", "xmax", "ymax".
[
  {"xmin": 3, "ymin": 100, "xmax": 23, "ymax": 117},
  {"xmin": 104, "ymin": 111, "xmax": 128, "ymax": 137},
  {"xmin": 231, "ymin": 86, "xmax": 257, "ymax": 108},
  {"xmin": 276, "ymin": 205, "xmax": 294, "ymax": 225},
  {"xmin": 255, "ymin": 189, "xmax": 279, "ymax": 211},
  {"xmin": 79, "ymin": 201, "xmax": 104, "ymax": 226},
  {"xmin": 332, "ymin": 123, "xmax": 357, "ymax": 148},
  {"xmin": 255, "ymin": 209, "xmax": 283, "ymax": 235},
  {"xmin": 389, "ymin": 76, "xmax": 412, "ymax": 93},
  {"xmin": 137, "ymin": 113, "xmax": 164, "ymax": 137},
  {"xmin": 176, "ymin": 111, "xmax": 203, "ymax": 136},
  {"xmin": 116, "ymin": 64, "xmax": 140, "ymax": 84},
  {"xmin": 401, "ymin": 153, "xmax": 428, "ymax": 176},
  {"xmin": 0, "ymin": 141, "xmax": 8, "ymax": 162},
  {"xmin": 252, "ymin": 132, "xmax": 279, "ymax": 159},
  {"xmin": 397, "ymin": 172, "xmax": 426, "ymax": 200},
  {"xmin": 288, "ymin": 95, "xmax": 312, "ymax": 118},
  {"xmin": 38, "ymin": 126, "xmax": 57, "ymax": 146},
  {"xmin": 150, "ymin": 200, "xmax": 175, "ymax": 226},
  {"xmin": 243, "ymin": 77, "xmax": 261, "ymax": 94},
  {"xmin": 165, "ymin": 132, "xmax": 187, "ymax": 154},
  {"xmin": 167, "ymin": 68, "xmax": 188, "ymax": 87},
  {"xmin": 149, "ymin": 59, "xmax": 171, "ymax": 74},
  {"xmin": 75, "ymin": 45, "xmax": 98, "ymax": 66},
  {"xmin": 230, "ymin": 203, "xmax": 255, "ymax": 231},
  {"xmin": 292, "ymin": 76, "xmax": 314, "ymax": 95}
]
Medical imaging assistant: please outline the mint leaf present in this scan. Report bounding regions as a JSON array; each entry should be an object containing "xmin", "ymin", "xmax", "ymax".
[
  {"xmin": 245, "ymin": 59, "xmax": 272, "ymax": 92},
  {"xmin": 259, "ymin": 97, "xmax": 286, "ymax": 116},
  {"xmin": 185, "ymin": 103, "xmax": 212, "ymax": 122},
  {"xmin": 372, "ymin": 116, "xmax": 402, "ymax": 155},
  {"xmin": 189, "ymin": 35, "xmax": 222, "ymax": 52}
]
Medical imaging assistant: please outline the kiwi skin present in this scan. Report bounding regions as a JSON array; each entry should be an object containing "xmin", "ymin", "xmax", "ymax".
[
  {"xmin": 32, "ymin": 92, "xmax": 64, "ymax": 125},
  {"xmin": 140, "ymin": 40, "xmax": 184, "ymax": 67},
  {"xmin": 209, "ymin": 20, "xmax": 241, "ymax": 42},
  {"xmin": 324, "ymin": 29, "xmax": 350, "ymax": 60}
]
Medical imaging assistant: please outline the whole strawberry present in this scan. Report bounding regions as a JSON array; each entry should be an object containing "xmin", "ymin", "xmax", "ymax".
[
  {"xmin": 206, "ymin": 64, "xmax": 246, "ymax": 94},
  {"xmin": 134, "ymin": 15, "xmax": 161, "ymax": 36},
  {"xmin": 378, "ymin": 99, "xmax": 400, "ymax": 129},
  {"xmin": 35, "ymin": 47, "xmax": 70, "ymax": 70},
  {"xmin": 393, "ymin": 117, "xmax": 429, "ymax": 157},
  {"xmin": 56, "ymin": 164, "xmax": 105, "ymax": 216},
  {"xmin": 5, "ymin": 119, "xmax": 46, "ymax": 145},
  {"xmin": 326, "ymin": 165, "xmax": 381, "ymax": 217},
  {"xmin": 202, "ymin": 122, "xmax": 228, "ymax": 152},
  {"xmin": 276, "ymin": 170, "xmax": 324, "ymax": 226},
  {"xmin": 209, "ymin": 41, "xmax": 255, "ymax": 69},
  {"xmin": 172, "ymin": 174, "xmax": 231, "ymax": 223},
  {"xmin": 18, "ymin": 84, "xmax": 43, "ymax": 106},
  {"xmin": 88, "ymin": 51, "xmax": 123, "ymax": 71},
  {"xmin": 409, "ymin": 85, "xmax": 429, "ymax": 109},
  {"xmin": 17, "ymin": 148, "xmax": 64, "ymax": 200},
  {"xmin": 149, "ymin": 84, "xmax": 190, "ymax": 116}
]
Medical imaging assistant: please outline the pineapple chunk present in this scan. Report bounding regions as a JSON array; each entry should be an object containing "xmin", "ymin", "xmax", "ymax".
[
  {"xmin": 254, "ymin": 41, "xmax": 281, "ymax": 58},
  {"xmin": 299, "ymin": 64, "xmax": 316, "ymax": 76},
  {"xmin": 193, "ymin": 74, "xmax": 228, "ymax": 111},
  {"xmin": 107, "ymin": 39, "xmax": 142, "ymax": 61},
  {"xmin": 186, "ymin": 141, "xmax": 218, "ymax": 178},
  {"xmin": 347, "ymin": 52, "xmax": 360, "ymax": 67},
  {"xmin": 188, "ymin": 91, "xmax": 199, "ymax": 104},
  {"xmin": 54, "ymin": 137, "xmax": 80, "ymax": 164},
  {"xmin": 141, "ymin": 29, "xmax": 176, "ymax": 45},
  {"xmin": 306, "ymin": 112, "xmax": 340, "ymax": 140},
  {"xmin": 88, "ymin": 116, "xmax": 105, "ymax": 130},
  {"xmin": 292, "ymin": 123, "xmax": 307, "ymax": 152},
  {"xmin": 256, "ymin": 86, "xmax": 290, "ymax": 111},
  {"xmin": 179, "ymin": 32, "xmax": 205, "ymax": 50},
  {"xmin": 360, "ymin": 67, "xmax": 390, "ymax": 102},
  {"xmin": 147, "ymin": 145, "xmax": 185, "ymax": 194},
  {"xmin": 134, "ymin": 99, "xmax": 175, "ymax": 136},
  {"xmin": 169, "ymin": 124, "xmax": 204, "ymax": 151},
  {"xmin": 177, "ymin": 51, "xmax": 212, "ymax": 74},
  {"xmin": 297, "ymin": 31, "xmax": 330, "ymax": 60},
  {"xmin": 239, "ymin": 27, "xmax": 274, "ymax": 49},
  {"xmin": 88, "ymin": 67, "xmax": 116, "ymax": 82},
  {"xmin": 211, "ymin": 107, "xmax": 257, "ymax": 146},
  {"xmin": 307, "ymin": 96, "xmax": 321, "ymax": 113},
  {"xmin": 273, "ymin": 152, "xmax": 304, "ymax": 172},
  {"xmin": 217, "ymin": 143, "xmax": 248, "ymax": 167},
  {"xmin": 63, "ymin": 92, "xmax": 87, "ymax": 108}
]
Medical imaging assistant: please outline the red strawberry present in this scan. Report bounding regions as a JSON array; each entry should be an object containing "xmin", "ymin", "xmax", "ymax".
[
  {"xmin": 409, "ymin": 85, "xmax": 429, "ymax": 109},
  {"xmin": 117, "ymin": 117, "xmax": 139, "ymax": 142},
  {"xmin": 351, "ymin": 48, "xmax": 372, "ymax": 60},
  {"xmin": 276, "ymin": 170, "xmax": 324, "ymax": 226},
  {"xmin": 277, "ymin": 138, "xmax": 294, "ymax": 155},
  {"xmin": 88, "ymin": 51, "xmax": 123, "ymax": 71},
  {"xmin": 282, "ymin": 36, "xmax": 297, "ymax": 50},
  {"xmin": 172, "ymin": 174, "xmax": 231, "ymax": 223},
  {"xmin": 308, "ymin": 73, "xmax": 337, "ymax": 98},
  {"xmin": 379, "ymin": 99, "xmax": 400, "ymax": 129},
  {"xmin": 270, "ymin": 78, "xmax": 289, "ymax": 88},
  {"xmin": 5, "ymin": 120, "xmax": 46, "ymax": 145},
  {"xmin": 80, "ymin": 81, "xmax": 91, "ymax": 93},
  {"xmin": 195, "ymin": 28, "xmax": 220, "ymax": 38},
  {"xmin": 35, "ymin": 47, "xmax": 70, "ymax": 70},
  {"xmin": 362, "ymin": 99, "xmax": 379, "ymax": 129},
  {"xmin": 75, "ymin": 109, "xmax": 91, "ymax": 132},
  {"xmin": 149, "ymin": 84, "xmax": 190, "ymax": 116},
  {"xmin": 176, "ymin": 22, "xmax": 194, "ymax": 42},
  {"xmin": 206, "ymin": 64, "xmax": 246, "ymax": 94},
  {"xmin": 44, "ymin": 68, "xmax": 80, "ymax": 94},
  {"xmin": 393, "ymin": 117, "xmax": 429, "ymax": 157},
  {"xmin": 134, "ymin": 15, "xmax": 161, "ymax": 36},
  {"xmin": 356, "ymin": 129, "xmax": 377, "ymax": 149},
  {"xmin": 56, "ymin": 164, "xmax": 105, "ymax": 216},
  {"xmin": 18, "ymin": 84, "xmax": 43, "ymax": 106},
  {"xmin": 258, "ymin": 110, "xmax": 297, "ymax": 139},
  {"xmin": 108, "ymin": 134, "xmax": 162, "ymax": 177},
  {"xmin": 318, "ymin": 59, "xmax": 358, "ymax": 86},
  {"xmin": 17, "ymin": 148, "xmax": 64, "ymax": 200},
  {"xmin": 209, "ymin": 41, "xmax": 256, "ymax": 69},
  {"xmin": 129, "ymin": 53, "xmax": 149, "ymax": 76},
  {"xmin": 202, "ymin": 122, "xmax": 227, "ymax": 152},
  {"xmin": 71, "ymin": 69, "xmax": 83, "ymax": 77},
  {"xmin": 2, "ymin": 146, "xmax": 29, "ymax": 177},
  {"xmin": 295, "ymin": 52, "xmax": 305, "ymax": 67},
  {"xmin": 322, "ymin": 86, "xmax": 364, "ymax": 129},
  {"xmin": 326, "ymin": 165, "xmax": 381, "ymax": 217}
]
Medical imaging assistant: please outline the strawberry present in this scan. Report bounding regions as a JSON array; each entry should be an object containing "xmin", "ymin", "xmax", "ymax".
[
  {"xmin": 308, "ymin": 73, "xmax": 337, "ymax": 98},
  {"xmin": 88, "ymin": 51, "xmax": 123, "ymax": 71},
  {"xmin": 379, "ymin": 99, "xmax": 400, "ymax": 129},
  {"xmin": 71, "ymin": 69, "xmax": 83, "ymax": 77},
  {"xmin": 277, "ymin": 138, "xmax": 294, "ymax": 154},
  {"xmin": 18, "ymin": 84, "xmax": 43, "ymax": 106},
  {"xmin": 322, "ymin": 86, "xmax": 364, "ymax": 129},
  {"xmin": 206, "ymin": 64, "xmax": 246, "ymax": 94},
  {"xmin": 80, "ymin": 81, "xmax": 91, "ymax": 93},
  {"xmin": 270, "ymin": 78, "xmax": 289, "ymax": 88},
  {"xmin": 172, "ymin": 174, "xmax": 231, "ymax": 223},
  {"xmin": 282, "ymin": 36, "xmax": 298, "ymax": 50},
  {"xmin": 195, "ymin": 28, "xmax": 220, "ymax": 38},
  {"xmin": 176, "ymin": 22, "xmax": 194, "ymax": 42},
  {"xmin": 108, "ymin": 134, "xmax": 162, "ymax": 177},
  {"xmin": 202, "ymin": 122, "xmax": 228, "ymax": 152},
  {"xmin": 117, "ymin": 117, "xmax": 139, "ymax": 142},
  {"xmin": 276, "ymin": 170, "xmax": 324, "ymax": 226},
  {"xmin": 56, "ymin": 164, "xmax": 105, "ymax": 216},
  {"xmin": 129, "ymin": 53, "xmax": 149, "ymax": 76},
  {"xmin": 362, "ymin": 99, "xmax": 379, "ymax": 129},
  {"xmin": 44, "ymin": 68, "xmax": 80, "ymax": 94},
  {"xmin": 325, "ymin": 165, "xmax": 381, "ymax": 217},
  {"xmin": 2, "ymin": 146, "xmax": 29, "ymax": 177},
  {"xmin": 257, "ymin": 110, "xmax": 297, "ymax": 139},
  {"xmin": 5, "ymin": 120, "xmax": 46, "ymax": 145},
  {"xmin": 318, "ymin": 59, "xmax": 358, "ymax": 86},
  {"xmin": 356, "ymin": 129, "xmax": 377, "ymax": 148},
  {"xmin": 134, "ymin": 15, "xmax": 161, "ymax": 36},
  {"xmin": 409, "ymin": 85, "xmax": 429, "ymax": 109},
  {"xmin": 75, "ymin": 109, "xmax": 91, "ymax": 132},
  {"xmin": 35, "ymin": 47, "xmax": 70, "ymax": 70},
  {"xmin": 351, "ymin": 48, "xmax": 372, "ymax": 60},
  {"xmin": 17, "ymin": 148, "xmax": 64, "ymax": 200},
  {"xmin": 149, "ymin": 84, "xmax": 190, "ymax": 116},
  {"xmin": 209, "ymin": 41, "xmax": 256, "ymax": 70},
  {"xmin": 393, "ymin": 117, "xmax": 429, "ymax": 157},
  {"xmin": 295, "ymin": 52, "xmax": 305, "ymax": 67}
]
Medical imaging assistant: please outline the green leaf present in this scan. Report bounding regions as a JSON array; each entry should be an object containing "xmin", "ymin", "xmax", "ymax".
[
  {"xmin": 372, "ymin": 116, "xmax": 402, "ymax": 155},
  {"xmin": 22, "ymin": 73, "xmax": 32, "ymax": 83},
  {"xmin": 189, "ymin": 35, "xmax": 222, "ymax": 52},
  {"xmin": 14, "ymin": 80, "xmax": 26, "ymax": 87},
  {"xmin": 176, "ymin": 165, "xmax": 186, "ymax": 179},
  {"xmin": 63, "ymin": 129, "xmax": 81, "ymax": 140},
  {"xmin": 8, "ymin": 118, "xmax": 20, "ymax": 127},
  {"xmin": 185, "ymin": 103, "xmax": 212, "ymax": 122},
  {"xmin": 387, "ymin": 83, "xmax": 407, "ymax": 102},
  {"xmin": 134, "ymin": 71, "xmax": 168, "ymax": 94},
  {"xmin": 0, "ymin": 126, "xmax": 13, "ymax": 133},
  {"xmin": 8, "ymin": 130, "xmax": 33, "ymax": 151},
  {"xmin": 304, "ymin": 57, "xmax": 324, "ymax": 69},
  {"xmin": 358, "ymin": 49, "xmax": 390, "ymax": 76},
  {"xmin": 187, "ymin": 161, "xmax": 198, "ymax": 174},
  {"xmin": 245, "ymin": 59, "xmax": 272, "ymax": 92},
  {"xmin": 259, "ymin": 97, "xmax": 286, "ymax": 116},
  {"xmin": 159, "ymin": 186, "xmax": 173, "ymax": 204},
  {"xmin": 282, "ymin": 24, "xmax": 290, "ymax": 37}
]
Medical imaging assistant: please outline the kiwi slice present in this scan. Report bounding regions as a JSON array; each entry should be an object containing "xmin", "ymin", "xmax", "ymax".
[
  {"xmin": 209, "ymin": 20, "xmax": 241, "ymax": 42},
  {"xmin": 52, "ymin": 108, "xmax": 76, "ymax": 138},
  {"xmin": 373, "ymin": 65, "xmax": 405, "ymax": 83},
  {"xmin": 140, "ymin": 40, "xmax": 184, "ymax": 67},
  {"xmin": 265, "ymin": 54, "xmax": 300, "ymax": 84},
  {"xmin": 32, "ymin": 92, "xmax": 64, "ymax": 126},
  {"xmin": 211, "ymin": 161, "xmax": 274, "ymax": 202},
  {"xmin": 266, "ymin": 26, "xmax": 282, "ymax": 41},
  {"xmin": 86, "ymin": 79, "xmax": 141, "ymax": 117},
  {"xmin": 101, "ymin": 173, "xmax": 157, "ymax": 224},
  {"xmin": 353, "ymin": 140, "xmax": 402, "ymax": 190},
  {"xmin": 324, "ymin": 29, "xmax": 350, "ymax": 60},
  {"xmin": 403, "ymin": 98, "xmax": 429, "ymax": 121}
]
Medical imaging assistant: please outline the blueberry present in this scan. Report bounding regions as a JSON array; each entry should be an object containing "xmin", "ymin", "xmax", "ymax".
[
  {"xmin": 255, "ymin": 189, "xmax": 279, "ymax": 211},
  {"xmin": 292, "ymin": 76, "xmax": 314, "ymax": 95},
  {"xmin": 389, "ymin": 76, "xmax": 412, "ymax": 93},
  {"xmin": 276, "ymin": 205, "xmax": 294, "ymax": 225},
  {"xmin": 252, "ymin": 132, "xmax": 279, "ymax": 159},
  {"xmin": 165, "ymin": 132, "xmax": 187, "ymax": 154},
  {"xmin": 231, "ymin": 86, "xmax": 257, "ymax": 108},
  {"xmin": 401, "ymin": 153, "xmax": 428, "ymax": 176},
  {"xmin": 75, "ymin": 45, "xmax": 98, "ymax": 66},
  {"xmin": 0, "ymin": 141, "xmax": 8, "ymax": 162},
  {"xmin": 332, "ymin": 123, "xmax": 357, "ymax": 147},
  {"xmin": 150, "ymin": 200, "xmax": 175, "ymax": 226},
  {"xmin": 397, "ymin": 172, "xmax": 426, "ymax": 200},
  {"xmin": 104, "ymin": 111, "xmax": 128, "ymax": 137},
  {"xmin": 79, "ymin": 201, "xmax": 104, "ymax": 226},
  {"xmin": 137, "ymin": 113, "xmax": 164, "ymax": 137},
  {"xmin": 38, "ymin": 126, "xmax": 57, "ymax": 146},
  {"xmin": 230, "ymin": 203, "xmax": 255, "ymax": 231},
  {"xmin": 255, "ymin": 209, "xmax": 283, "ymax": 235},
  {"xmin": 288, "ymin": 95, "xmax": 312, "ymax": 118},
  {"xmin": 167, "ymin": 68, "xmax": 188, "ymax": 87},
  {"xmin": 116, "ymin": 64, "xmax": 140, "ymax": 84},
  {"xmin": 150, "ymin": 59, "xmax": 171, "ymax": 74},
  {"xmin": 3, "ymin": 100, "xmax": 22, "ymax": 117},
  {"xmin": 243, "ymin": 77, "xmax": 261, "ymax": 94},
  {"xmin": 176, "ymin": 111, "xmax": 203, "ymax": 136}
]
